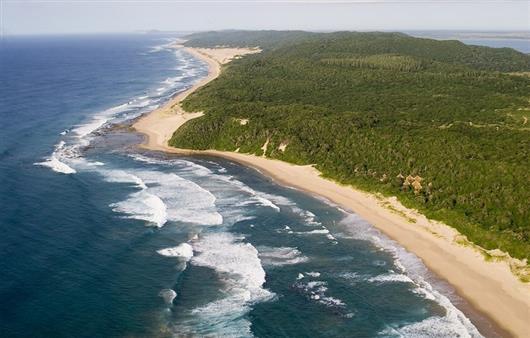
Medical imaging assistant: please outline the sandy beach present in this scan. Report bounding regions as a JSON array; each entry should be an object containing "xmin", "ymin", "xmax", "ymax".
[
  {"xmin": 133, "ymin": 46, "xmax": 530, "ymax": 337},
  {"xmin": 133, "ymin": 45, "xmax": 260, "ymax": 147}
]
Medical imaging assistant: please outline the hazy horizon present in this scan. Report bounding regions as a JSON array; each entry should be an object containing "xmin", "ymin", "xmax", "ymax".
[
  {"xmin": 3, "ymin": 28, "xmax": 530, "ymax": 37},
  {"xmin": 2, "ymin": 0, "xmax": 529, "ymax": 36}
]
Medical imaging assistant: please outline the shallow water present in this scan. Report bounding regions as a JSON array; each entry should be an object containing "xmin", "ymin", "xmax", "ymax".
[{"xmin": 1, "ymin": 33, "xmax": 520, "ymax": 337}]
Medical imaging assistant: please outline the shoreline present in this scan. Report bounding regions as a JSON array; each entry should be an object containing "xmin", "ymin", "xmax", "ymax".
[{"xmin": 133, "ymin": 46, "xmax": 530, "ymax": 337}]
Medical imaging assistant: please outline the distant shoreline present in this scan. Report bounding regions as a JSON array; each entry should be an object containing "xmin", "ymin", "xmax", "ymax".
[{"xmin": 133, "ymin": 45, "xmax": 530, "ymax": 338}]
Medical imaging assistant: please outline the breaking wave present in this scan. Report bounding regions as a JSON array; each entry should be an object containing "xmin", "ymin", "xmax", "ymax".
[
  {"xmin": 159, "ymin": 289, "xmax": 177, "ymax": 306},
  {"xmin": 339, "ymin": 214, "xmax": 483, "ymax": 337},
  {"xmin": 177, "ymin": 232, "xmax": 273, "ymax": 337},
  {"xmin": 102, "ymin": 168, "xmax": 222, "ymax": 227},
  {"xmin": 35, "ymin": 39, "xmax": 205, "ymax": 177},
  {"xmin": 258, "ymin": 246, "xmax": 309, "ymax": 267},
  {"xmin": 157, "ymin": 243, "xmax": 194, "ymax": 261},
  {"xmin": 34, "ymin": 141, "xmax": 76, "ymax": 174},
  {"xmin": 293, "ymin": 276, "xmax": 350, "ymax": 316}
]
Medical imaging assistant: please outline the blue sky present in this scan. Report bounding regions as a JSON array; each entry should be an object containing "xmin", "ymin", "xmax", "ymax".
[{"xmin": 2, "ymin": 0, "xmax": 529, "ymax": 35}]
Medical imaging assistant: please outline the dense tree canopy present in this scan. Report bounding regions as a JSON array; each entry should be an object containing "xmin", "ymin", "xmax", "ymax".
[{"xmin": 172, "ymin": 31, "xmax": 530, "ymax": 259}]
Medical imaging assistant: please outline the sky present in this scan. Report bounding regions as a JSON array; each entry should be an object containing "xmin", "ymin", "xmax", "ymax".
[{"xmin": 2, "ymin": 0, "xmax": 529, "ymax": 35}]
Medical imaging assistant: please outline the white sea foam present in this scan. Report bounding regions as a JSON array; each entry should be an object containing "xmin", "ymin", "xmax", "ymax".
[
  {"xmin": 257, "ymin": 191, "xmax": 293, "ymax": 209},
  {"xmin": 380, "ymin": 312, "xmax": 480, "ymax": 338},
  {"xmin": 99, "ymin": 170, "xmax": 157, "ymax": 227},
  {"xmin": 170, "ymin": 159, "xmax": 213, "ymax": 177},
  {"xmin": 128, "ymin": 153, "xmax": 165, "ymax": 165},
  {"xmin": 234, "ymin": 215, "xmax": 257, "ymax": 224},
  {"xmin": 327, "ymin": 234, "xmax": 337, "ymax": 241},
  {"xmin": 263, "ymin": 193, "xmax": 322, "ymax": 226},
  {"xmin": 188, "ymin": 232, "xmax": 273, "ymax": 336},
  {"xmin": 157, "ymin": 243, "xmax": 194, "ymax": 261},
  {"xmin": 293, "ymin": 227, "xmax": 337, "ymax": 242},
  {"xmin": 111, "ymin": 190, "xmax": 168, "ymax": 227},
  {"xmin": 368, "ymin": 272, "xmax": 414, "ymax": 284},
  {"xmin": 257, "ymin": 192, "xmax": 323, "ymax": 226},
  {"xmin": 230, "ymin": 182, "xmax": 280, "ymax": 211},
  {"xmin": 191, "ymin": 233, "xmax": 270, "ymax": 295},
  {"xmin": 294, "ymin": 279, "xmax": 347, "ymax": 311},
  {"xmin": 298, "ymin": 210, "xmax": 321, "ymax": 226},
  {"xmin": 136, "ymin": 171, "xmax": 222, "ymax": 225},
  {"xmin": 37, "ymin": 100, "xmax": 140, "ymax": 175},
  {"xmin": 180, "ymin": 296, "xmax": 255, "ymax": 337},
  {"xmin": 208, "ymin": 175, "xmax": 281, "ymax": 211},
  {"xmin": 72, "ymin": 103, "xmax": 130, "ymax": 138},
  {"xmin": 103, "ymin": 168, "xmax": 222, "ymax": 227},
  {"xmin": 162, "ymin": 75, "xmax": 185, "ymax": 85},
  {"xmin": 34, "ymin": 141, "xmax": 76, "ymax": 174},
  {"xmin": 148, "ymin": 39, "xmax": 178, "ymax": 53},
  {"xmin": 404, "ymin": 280, "xmax": 482, "ymax": 338},
  {"xmin": 101, "ymin": 169, "xmax": 147, "ymax": 188},
  {"xmin": 340, "ymin": 213, "xmax": 483, "ymax": 337},
  {"xmin": 35, "ymin": 155, "xmax": 76, "ymax": 174},
  {"xmin": 236, "ymin": 197, "xmax": 280, "ymax": 211},
  {"xmin": 304, "ymin": 229, "xmax": 329, "ymax": 234},
  {"xmin": 306, "ymin": 271, "xmax": 321, "ymax": 277},
  {"xmin": 339, "ymin": 270, "xmax": 415, "ymax": 286},
  {"xmin": 276, "ymin": 225, "xmax": 293, "ymax": 234},
  {"xmin": 159, "ymin": 289, "xmax": 177, "ymax": 305},
  {"xmin": 127, "ymin": 156, "xmax": 320, "ymax": 226},
  {"xmin": 38, "ymin": 40, "xmax": 203, "ymax": 178},
  {"xmin": 306, "ymin": 281, "xmax": 327, "ymax": 289},
  {"xmin": 128, "ymin": 154, "xmax": 213, "ymax": 177},
  {"xmin": 320, "ymin": 296, "xmax": 346, "ymax": 307},
  {"xmin": 149, "ymin": 45, "xmax": 166, "ymax": 53},
  {"xmin": 258, "ymin": 246, "xmax": 309, "ymax": 267}
]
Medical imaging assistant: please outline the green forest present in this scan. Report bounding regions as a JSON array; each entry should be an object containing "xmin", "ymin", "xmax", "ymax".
[{"xmin": 170, "ymin": 31, "xmax": 530, "ymax": 260}]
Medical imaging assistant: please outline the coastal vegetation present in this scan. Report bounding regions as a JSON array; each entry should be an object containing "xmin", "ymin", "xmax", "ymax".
[{"xmin": 171, "ymin": 31, "xmax": 530, "ymax": 260}]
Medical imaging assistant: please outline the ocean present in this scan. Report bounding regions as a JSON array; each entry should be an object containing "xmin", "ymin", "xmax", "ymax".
[{"xmin": 0, "ymin": 33, "xmax": 522, "ymax": 337}]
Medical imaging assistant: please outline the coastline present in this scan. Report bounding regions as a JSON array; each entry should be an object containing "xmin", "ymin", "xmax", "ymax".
[
  {"xmin": 133, "ymin": 45, "xmax": 260, "ymax": 147},
  {"xmin": 133, "ymin": 46, "xmax": 530, "ymax": 337}
]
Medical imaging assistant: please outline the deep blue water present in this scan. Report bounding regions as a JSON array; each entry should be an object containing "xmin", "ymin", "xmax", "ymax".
[{"xmin": 0, "ymin": 34, "xmax": 515, "ymax": 337}]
